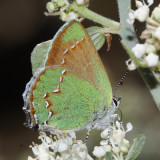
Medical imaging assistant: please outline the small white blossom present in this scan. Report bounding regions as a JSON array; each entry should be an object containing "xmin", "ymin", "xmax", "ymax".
[
  {"xmin": 152, "ymin": 6, "xmax": 160, "ymax": 21},
  {"xmin": 109, "ymin": 121, "xmax": 133, "ymax": 148},
  {"xmin": 127, "ymin": 0, "xmax": 154, "ymax": 24},
  {"xmin": 134, "ymin": 5, "xmax": 149, "ymax": 22},
  {"xmin": 28, "ymin": 131, "xmax": 92, "ymax": 160},
  {"xmin": 112, "ymin": 147, "xmax": 120, "ymax": 154},
  {"xmin": 126, "ymin": 59, "xmax": 137, "ymax": 71},
  {"xmin": 100, "ymin": 140, "xmax": 108, "ymax": 146},
  {"xmin": 112, "ymin": 129, "xmax": 125, "ymax": 147},
  {"xmin": 120, "ymin": 146, "xmax": 129, "ymax": 153},
  {"xmin": 144, "ymin": 52, "xmax": 159, "ymax": 67},
  {"xmin": 92, "ymin": 146, "xmax": 106, "ymax": 158},
  {"xmin": 31, "ymin": 144, "xmax": 55, "ymax": 160},
  {"xmin": 60, "ymin": 11, "xmax": 79, "ymax": 22},
  {"xmin": 28, "ymin": 156, "xmax": 34, "ymax": 160},
  {"xmin": 145, "ymin": 44, "xmax": 156, "ymax": 53},
  {"xmin": 58, "ymin": 141, "xmax": 68, "ymax": 152},
  {"xmin": 154, "ymin": 27, "xmax": 160, "ymax": 41},
  {"xmin": 101, "ymin": 128, "xmax": 110, "ymax": 139},
  {"xmin": 126, "ymin": 122, "xmax": 133, "ymax": 132},
  {"xmin": 121, "ymin": 138, "xmax": 130, "ymax": 149},
  {"xmin": 132, "ymin": 44, "xmax": 146, "ymax": 59},
  {"xmin": 127, "ymin": 10, "xmax": 136, "ymax": 24},
  {"xmin": 76, "ymin": 0, "xmax": 85, "ymax": 5},
  {"xmin": 103, "ymin": 145, "xmax": 112, "ymax": 152}
]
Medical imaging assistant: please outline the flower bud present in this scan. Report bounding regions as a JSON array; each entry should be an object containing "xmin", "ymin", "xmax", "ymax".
[
  {"xmin": 144, "ymin": 53, "xmax": 159, "ymax": 67},
  {"xmin": 58, "ymin": 142, "xmax": 68, "ymax": 152},
  {"xmin": 60, "ymin": 12, "xmax": 78, "ymax": 22},
  {"xmin": 121, "ymin": 139, "xmax": 130, "ymax": 149},
  {"xmin": 76, "ymin": 0, "xmax": 85, "ymax": 5},
  {"xmin": 101, "ymin": 128, "xmax": 110, "ymax": 139},
  {"xmin": 145, "ymin": 44, "xmax": 156, "ymax": 54},
  {"xmin": 46, "ymin": 2, "xmax": 55, "ymax": 13},
  {"xmin": 112, "ymin": 147, "xmax": 120, "ymax": 154},
  {"xmin": 113, "ymin": 129, "xmax": 125, "ymax": 146},
  {"xmin": 92, "ymin": 146, "xmax": 106, "ymax": 158},
  {"xmin": 154, "ymin": 27, "xmax": 160, "ymax": 41},
  {"xmin": 120, "ymin": 146, "xmax": 128, "ymax": 153},
  {"xmin": 60, "ymin": 12, "xmax": 67, "ymax": 21},
  {"xmin": 28, "ymin": 156, "xmax": 34, "ymax": 160},
  {"xmin": 103, "ymin": 145, "xmax": 112, "ymax": 152},
  {"xmin": 132, "ymin": 44, "xmax": 146, "ymax": 59},
  {"xmin": 126, "ymin": 59, "xmax": 137, "ymax": 71},
  {"xmin": 57, "ymin": 0, "xmax": 65, "ymax": 7},
  {"xmin": 100, "ymin": 140, "xmax": 108, "ymax": 146},
  {"xmin": 152, "ymin": 7, "xmax": 160, "ymax": 21},
  {"xmin": 135, "ymin": 6, "xmax": 149, "ymax": 22}
]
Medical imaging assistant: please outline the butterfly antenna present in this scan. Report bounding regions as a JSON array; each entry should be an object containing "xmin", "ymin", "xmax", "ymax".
[{"xmin": 113, "ymin": 69, "xmax": 129, "ymax": 97}]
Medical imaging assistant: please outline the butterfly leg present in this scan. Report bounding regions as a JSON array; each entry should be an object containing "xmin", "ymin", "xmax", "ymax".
[{"xmin": 85, "ymin": 113, "xmax": 98, "ymax": 144}]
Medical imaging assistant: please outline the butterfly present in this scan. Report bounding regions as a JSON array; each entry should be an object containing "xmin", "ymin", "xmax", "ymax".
[{"xmin": 23, "ymin": 20, "xmax": 118, "ymax": 133}]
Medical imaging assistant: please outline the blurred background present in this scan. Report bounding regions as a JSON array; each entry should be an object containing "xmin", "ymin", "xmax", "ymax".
[{"xmin": 0, "ymin": 0, "xmax": 160, "ymax": 160}]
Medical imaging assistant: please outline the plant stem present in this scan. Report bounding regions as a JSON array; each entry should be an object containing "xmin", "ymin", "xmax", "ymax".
[{"xmin": 69, "ymin": 2, "xmax": 120, "ymax": 30}]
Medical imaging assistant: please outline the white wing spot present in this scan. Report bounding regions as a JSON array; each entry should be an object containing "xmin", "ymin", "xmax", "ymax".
[
  {"xmin": 32, "ymin": 101, "xmax": 35, "ymax": 108},
  {"xmin": 53, "ymin": 89, "xmax": 60, "ymax": 93},
  {"xmin": 45, "ymin": 101, "xmax": 50, "ymax": 108},
  {"xmin": 76, "ymin": 40, "xmax": 80, "ymax": 44},
  {"xmin": 71, "ymin": 44, "xmax": 75, "ymax": 49},
  {"xmin": 48, "ymin": 111, "xmax": 53, "ymax": 119},
  {"xmin": 62, "ymin": 70, "xmax": 66, "ymax": 75},
  {"xmin": 43, "ymin": 93, "xmax": 47, "ymax": 98},
  {"xmin": 59, "ymin": 76, "xmax": 63, "ymax": 83},
  {"xmin": 63, "ymin": 49, "xmax": 68, "ymax": 54},
  {"xmin": 61, "ymin": 58, "xmax": 65, "ymax": 64},
  {"xmin": 81, "ymin": 37, "xmax": 84, "ymax": 41}
]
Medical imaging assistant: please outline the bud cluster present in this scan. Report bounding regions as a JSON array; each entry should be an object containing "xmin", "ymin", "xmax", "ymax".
[
  {"xmin": 127, "ymin": 1, "xmax": 160, "ymax": 69},
  {"xmin": 46, "ymin": 0, "xmax": 89, "ymax": 22}
]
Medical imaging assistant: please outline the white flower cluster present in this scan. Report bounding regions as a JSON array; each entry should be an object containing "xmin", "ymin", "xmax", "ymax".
[
  {"xmin": 127, "ymin": 0, "xmax": 160, "ymax": 68},
  {"xmin": 92, "ymin": 121, "xmax": 132, "ymax": 160},
  {"xmin": 127, "ymin": 0, "xmax": 154, "ymax": 24},
  {"xmin": 28, "ymin": 121, "xmax": 133, "ymax": 160},
  {"xmin": 28, "ymin": 131, "xmax": 93, "ymax": 160},
  {"xmin": 46, "ymin": 0, "xmax": 89, "ymax": 22}
]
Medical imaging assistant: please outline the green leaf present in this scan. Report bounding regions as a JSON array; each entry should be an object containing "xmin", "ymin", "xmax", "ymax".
[
  {"xmin": 31, "ymin": 40, "xmax": 52, "ymax": 74},
  {"xmin": 106, "ymin": 152, "xmax": 112, "ymax": 160},
  {"xmin": 86, "ymin": 26, "xmax": 105, "ymax": 51},
  {"xmin": 125, "ymin": 134, "xmax": 146, "ymax": 160}
]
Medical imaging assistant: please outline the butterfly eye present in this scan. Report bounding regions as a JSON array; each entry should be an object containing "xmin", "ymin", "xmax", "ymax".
[
  {"xmin": 112, "ymin": 97, "xmax": 121, "ymax": 108},
  {"xmin": 112, "ymin": 97, "xmax": 118, "ymax": 106}
]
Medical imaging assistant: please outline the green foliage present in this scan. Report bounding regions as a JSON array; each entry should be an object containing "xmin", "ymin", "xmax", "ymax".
[
  {"xmin": 31, "ymin": 40, "xmax": 51, "ymax": 74},
  {"xmin": 86, "ymin": 26, "xmax": 105, "ymax": 51},
  {"xmin": 125, "ymin": 134, "xmax": 146, "ymax": 160},
  {"xmin": 106, "ymin": 152, "xmax": 112, "ymax": 160}
]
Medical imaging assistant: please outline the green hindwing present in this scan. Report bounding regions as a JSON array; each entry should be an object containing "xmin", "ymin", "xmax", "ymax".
[{"xmin": 32, "ymin": 67, "xmax": 103, "ymax": 130}]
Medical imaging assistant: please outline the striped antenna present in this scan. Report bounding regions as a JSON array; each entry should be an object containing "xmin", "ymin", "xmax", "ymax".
[{"xmin": 113, "ymin": 69, "xmax": 129, "ymax": 97}]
